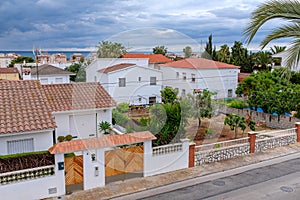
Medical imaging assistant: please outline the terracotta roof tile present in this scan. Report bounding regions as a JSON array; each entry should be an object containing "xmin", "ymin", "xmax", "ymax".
[
  {"xmin": 0, "ymin": 80, "xmax": 56, "ymax": 134},
  {"xmin": 98, "ymin": 63, "xmax": 135, "ymax": 73},
  {"xmin": 49, "ymin": 131, "xmax": 156, "ymax": 154},
  {"xmin": 161, "ymin": 58, "xmax": 240, "ymax": 69},
  {"xmin": 123, "ymin": 54, "xmax": 172, "ymax": 63},
  {"xmin": 42, "ymin": 82, "xmax": 116, "ymax": 112}
]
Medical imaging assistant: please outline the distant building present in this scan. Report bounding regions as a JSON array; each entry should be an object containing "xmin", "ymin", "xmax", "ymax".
[
  {"xmin": 23, "ymin": 64, "xmax": 75, "ymax": 84},
  {"xmin": 51, "ymin": 53, "xmax": 67, "ymax": 64},
  {"xmin": 0, "ymin": 67, "xmax": 19, "ymax": 80},
  {"xmin": 70, "ymin": 53, "xmax": 84, "ymax": 63},
  {"xmin": 0, "ymin": 53, "xmax": 20, "ymax": 68},
  {"xmin": 272, "ymin": 51, "xmax": 300, "ymax": 71},
  {"xmin": 37, "ymin": 53, "xmax": 51, "ymax": 64}
]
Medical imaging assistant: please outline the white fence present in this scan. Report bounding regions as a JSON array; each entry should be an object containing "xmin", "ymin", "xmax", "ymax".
[{"xmin": 144, "ymin": 139, "xmax": 189, "ymax": 177}]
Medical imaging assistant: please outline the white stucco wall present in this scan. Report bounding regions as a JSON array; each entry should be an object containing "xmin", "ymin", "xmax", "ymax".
[
  {"xmin": 54, "ymin": 108, "xmax": 113, "ymax": 141},
  {"xmin": 161, "ymin": 66, "xmax": 239, "ymax": 98},
  {"xmin": 0, "ymin": 130, "xmax": 54, "ymax": 155},
  {"xmin": 144, "ymin": 140, "xmax": 189, "ymax": 177},
  {"xmin": 31, "ymin": 74, "xmax": 71, "ymax": 84},
  {"xmin": 86, "ymin": 58, "xmax": 149, "ymax": 82},
  {"xmin": 0, "ymin": 154, "xmax": 65, "ymax": 200},
  {"xmin": 99, "ymin": 66, "xmax": 162, "ymax": 105}
]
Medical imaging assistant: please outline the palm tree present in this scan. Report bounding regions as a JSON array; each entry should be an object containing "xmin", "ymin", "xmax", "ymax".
[
  {"xmin": 270, "ymin": 45, "xmax": 287, "ymax": 55},
  {"xmin": 244, "ymin": 0, "xmax": 300, "ymax": 70}
]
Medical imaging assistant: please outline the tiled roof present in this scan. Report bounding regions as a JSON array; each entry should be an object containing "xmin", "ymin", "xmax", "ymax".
[
  {"xmin": 0, "ymin": 67, "xmax": 19, "ymax": 74},
  {"xmin": 123, "ymin": 54, "xmax": 172, "ymax": 63},
  {"xmin": 48, "ymin": 131, "xmax": 156, "ymax": 154},
  {"xmin": 238, "ymin": 73, "xmax": 251, "ymax": 82},
  {"xmin": 42, "ymin": 82, "xmax": 116, "ymax": 112},
  {"xmin": 98, "ymin": 63, "xmax": 135, "ymax": 73},
  {"xmin": 31, "ymin": 64, "xmax": 75, "ymax": 75},
  {"xmin": 161, "ymin": 58, "xmax": 240, "ymax": 69},
  {"xmin": 0, "ymin": 80, "xmax": 56, "ymax": 134}
]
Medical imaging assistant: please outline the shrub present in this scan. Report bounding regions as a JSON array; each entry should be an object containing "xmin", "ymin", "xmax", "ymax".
[
  {"xmin": 112, "ymin": 109, "xmax": 129, "ymax": 126},
  {"xmin": 65, "ymin": 134, "xmax": 73, "ymax": 141},
  {"xmin": 117, "ymin": 102, "xmax": 130, "ymax": 113},
  {"xmin": 228, "ymin": 99, "xmax": 247, "ymax": 109},
  {"xmin": 98, "ymin": 121, "xmax": 111, "ymax": 134},
  {"xmin": 139, "ymin": 117, "xmax": 150, "ymax": 126},
  {"xmin": 57, "ymin": 136, "xmax": 65, "ymax": 143}
]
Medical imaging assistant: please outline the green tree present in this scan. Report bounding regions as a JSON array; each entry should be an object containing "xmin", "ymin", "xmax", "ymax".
[
  {"xmin": 9, "ymin": 56, "xmax": 34, "ymax": 67},
  {"xmin": 252, "ymin": 51, "xmax": 272, "ymax": 70},
  {"xmin": 98, "ymin": 121, "xmax": 111, "ymax": 134},
  {"xmin": 216, "ymin": 44, "xmax": 231, "ymax": 63},
  {"xmin": 160, "ymin": 87, "xmax": 178, "ymax": 104},
  {"xmin": 244, "ymin": 0, "xmax": 300, "ymax": 70},
  {"xmin": 224, "ymin": 114, "xmax": 247, "ymax": 139},
  {"xmin": 187, "ymin": 89, "xmax": 213, "ymax": 139},
  {"xmin": 202, "ymin": 34, "xmax": 217, "ymax": 60},
  {"xmin": 183, "ymin": 46, "xmax": 192, "ymax": 58},
  {"xmin": 270, "ymin": 45, "xmax": 287, "ymax": 55},
  {"xmin": 65, "ymin": 62, "xmax": 86, "ymax": 82},
  {"xmin": 97, "ymin": 41, "xmax": 126, "ymax": 58},
  {"xmin": 153, "ymin": 46, "xmax": 167, "ymax": 55}
]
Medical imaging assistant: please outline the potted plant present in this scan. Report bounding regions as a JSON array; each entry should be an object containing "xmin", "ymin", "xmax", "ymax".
[{"xmin": 98, "ymin": 121, "xmax": 111, "ymax": 135}]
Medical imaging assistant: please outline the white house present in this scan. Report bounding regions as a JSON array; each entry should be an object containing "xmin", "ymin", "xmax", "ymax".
[
  {"xmin": 0, "ymin": 80, "xmax": 56, "ymax": 155},
  {"xmin": 160, "ymin": 58, "xmax": 240, "ymax": 98},
  {"xmin": 23, "ymin": 64, "xmax": 75, "ymax": 84},
  {"xmin": 272, "ymin": 51, "xmax": 300, "ymax": 71},
  {"xmin": 98, "ymin": 63, "xmax": 163, "ymax": 105},
  {"xmin": 42, "ymin": 82, "xmax": 116, "ymax": 141}
]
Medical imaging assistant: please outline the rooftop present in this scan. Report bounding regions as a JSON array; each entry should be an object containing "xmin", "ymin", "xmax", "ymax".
[
  {"xmin": 31, "ymin": 64, "xmax": 75, "ymax": 75},
  {"xmin": 42, "ymin": 82, "xmax": 116, "ymax": 112},
  {"xmin": 49, "ymin": 131, "xmax": 156, "ymax": 154},
  {"xmin": 0, "ymin": 67, "xmax": 19, "ymax": 74},
  {"xmin": 161, "ymin": 58, "xmax": 240, "ymax": 69},
  {"xmin": 123, "ymin": 54, "xmax": 172, "ymax": 63},
  {"xmin": 0, "ymin": 80, "xmax": 56, "ymax": 134},
  {"xmin": 98, "ymin": 63, "xmax": 136, "ymax": 73}
]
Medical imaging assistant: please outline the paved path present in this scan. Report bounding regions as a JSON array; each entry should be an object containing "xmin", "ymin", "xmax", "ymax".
[
  {"xmin": 63, "ymin": 143, "xmax": 300, "ymax": 200},
  {"xmin": 130, "ymin": 155, "xmax": 300, "ymax": 200}
]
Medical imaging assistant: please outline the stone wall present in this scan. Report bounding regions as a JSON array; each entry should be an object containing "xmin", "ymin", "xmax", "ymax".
[
  {"xmin": 194, "ymin": 143, "xmax": 250, "ymax": 166},
  {"xmin": 217, "ymin": 104, "xmax": 299, "ymax": 129},
  {"xmin": 255, "ymin": 134, "xmax": 296, "ymax": 153}
]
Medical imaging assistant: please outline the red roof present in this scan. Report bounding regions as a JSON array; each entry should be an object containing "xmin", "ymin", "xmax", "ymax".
[
  {"xmin": 98, "ymin": 63, "xmax": 135, "ymax": 73},
  {"xmin": 238, "ymin": 73, "xmax": 251, "ymax": 82},
  {"xmin": 161, "ymin": 58, "xmax": 240, "ymax": 69},
  {"xmin": 49, "ymin": 131, "xmax": 156, "ymax": 154},
  {"xmin": 42, "ymin": 82, "xmax": 116, "ymax": 112},
  {"xmin": 123, "ymin": 54, "xmax": 172, "ymax": 63},
  {"xmin": 0, "ymin": 80, "xmax": 56, "ymax": 134},
  {"xmin": 0, "ymin": 67, "xmax": 19, "ymax": 74}
]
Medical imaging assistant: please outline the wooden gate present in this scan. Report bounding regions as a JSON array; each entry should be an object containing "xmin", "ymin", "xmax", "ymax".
[
  {"xmin": 105, "ymin": 146, "xmax": 143, "ymax": 177},
  {"xmin": 64, "ymin": 155, "xmax": 83, "ymax": 186}
]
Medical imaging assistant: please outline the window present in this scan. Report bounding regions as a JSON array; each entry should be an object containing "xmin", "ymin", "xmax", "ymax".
[
  {"xmin": 138, "ymin": 97, "xmax": 142, "ymax": 102},
  {"xmin": 138, "ymin": 77, "xmax": 142, "ymax": 82},
  {"xmin": 182, "ymin": 89, "xmax": 186, "ymax": 97},
  {"xmin": 7, "ymin": 138, "xmax": 34, "ymax": 154},
  {"xmin": 191, "ymin": 74, "xmax": 195, "ymax": 82},
  {"xmin": 119, "ymin": 78, "xmax": 126, "ymax": 87},
  {"xmin": 55, "ymin": 77, "xmax": 63, "ymax": 83},
  {"xmin": 176, "ymin": 72, "xmax": 179, "ymax": 78},
  {"xmin": 228, "ymin": 89, "xmax": 233, "ymax": 97},
  {"xmin": 40, "ymin": 78, "xmax": 48, "ymax": 84},
  {"xmin": 149, "ymin": 96, "xmax": 156, "ymax": 105},
  {"xmin": 150, "ymin": 77, "xmax": 157, "ymax": 85},
  {"xmin": 182, "ymin": 73, "xmax": 186, "ymax": 80}
]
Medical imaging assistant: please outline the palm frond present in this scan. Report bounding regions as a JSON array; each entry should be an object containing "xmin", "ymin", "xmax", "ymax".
[
  {"xmin": 244, "ymin": 0, "xmax": 300, "ymax": 44},
  {"xmin": 286, "ymin": 39, "xmax": 300, "ymax": 70}
]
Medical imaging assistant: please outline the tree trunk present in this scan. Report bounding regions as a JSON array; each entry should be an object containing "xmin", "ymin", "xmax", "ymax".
[
  {"xmin": 196, "ymin": 117, "xmax": 205, "ymax": 140},
  {"xmin": 234, "ymin": 125, "xmax": 238, "ymax": 139},
  {"xmin": 198, "ymin": 117, "xmax": 202, "ymax": 129}
]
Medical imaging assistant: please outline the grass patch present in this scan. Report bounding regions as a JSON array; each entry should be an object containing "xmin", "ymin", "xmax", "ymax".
[{"xmin": 0, "ymin": 150, "xmax": 49, "ymax": 159}]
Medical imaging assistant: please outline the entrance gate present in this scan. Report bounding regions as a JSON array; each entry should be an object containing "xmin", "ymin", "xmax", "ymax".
[
  {"xmin": 105, "ymin": 146, "xmax": 143, "ymax": 177},
  {"xmin": 64, "ymin": 155, "xmax": 83, "ymax": 186}
]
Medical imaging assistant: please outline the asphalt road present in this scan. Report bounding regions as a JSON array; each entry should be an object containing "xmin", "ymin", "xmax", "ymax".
[{"xmin": 112, "ymin": 154, "xmax": 300, "ymax": 200}]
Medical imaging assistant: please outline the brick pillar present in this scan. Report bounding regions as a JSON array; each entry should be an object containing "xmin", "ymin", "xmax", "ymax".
[
  {"xmin": 189, "ymin": 143, "xmax": 196, "ymax": 168},
  {"xmin": 295, "ymin": 122, "xmax": 300, "ymax": 142},
  {"xmin": 248, "ymin": 131, "xmax": 257, "ymax": 153}
]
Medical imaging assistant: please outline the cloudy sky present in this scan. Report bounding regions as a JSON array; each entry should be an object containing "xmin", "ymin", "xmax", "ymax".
[{"xmin": 0, "ymin": 0, "xmax": 288, "ymax": 52}]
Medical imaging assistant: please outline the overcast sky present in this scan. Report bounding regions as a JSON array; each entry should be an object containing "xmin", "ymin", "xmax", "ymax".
[{"xmin": 0, "ymin": 0, "xmax": 289, "ymax": 52}]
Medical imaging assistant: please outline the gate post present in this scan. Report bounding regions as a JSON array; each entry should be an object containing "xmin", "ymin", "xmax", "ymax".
[
  {"xmin": 248, "ymin": 131, "xmax": 257, "ymax": 153},
  {"xmin": 295, "ymin": 122, "xmax": 300, "ymax": 142},
  {"xmin": 189, "ymin": 142, "xmax": 196, "ymax": 168}
]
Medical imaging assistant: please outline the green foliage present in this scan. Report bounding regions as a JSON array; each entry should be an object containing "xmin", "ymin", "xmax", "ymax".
[
  {"xmin": 0, "ymin": 151, "xmax": 49, "ymax": 159},
  {"xmin": 65, "ymin": 134, "xmax": 73, "ymax": 141},
  {"xmin": 187, "ymin": 89, "xmax": 214, "ymax": 132},
  {"xmin": 228, "ymin": 99, "xmax": 247, "ymax": 109},
  {"xmin": 112, "ymin": 109, "xmax": 129, "ymax": 126},
  {"xmin": 57, "ymin": 136, "xmax": 66, "ymax": 143},
  {"xmin": 8, "ymin": 56, "xmax": 34, "ymax": 67},
  {"xmin": 65, "ymin": 62, "xmax": 86, "ymax": 82},
  {"xmin": 205, "ymin": 128, "xmax": 214, "ymax": 137},
  {"xmin": 153, "ymin": 46, "xmax": 167, "ymax": 55},
  {"xmin": 248, "ymin": 120, "xmax": 256, "ymax": 131},
  {"xmin": 183, "ymin": 46, "xmax": 192, "ymax": 58},
  {"xmin": 57, "ymin": 135, "xmax": 73, "ymax": 142},
  {"xmin": 98, "ymin": 121, "xmax": 111, "ymax": 134},
  {"xmin": 97, "ymin": 41, "xmax": 127, "ymax": 58},
  {"xmin": 224, "ymin": 114, "xmax": 247, "ymax": 139},
  {"xmin": 160, "ymin": 87, "xmax": 178, "ymax": 104},
  {"xmin": 64, "ymin": 153, "xmax": 75, "ymax": 158},
  {"xmin": 125, "ymin": 125, "xmax": 134, "ymax": 133},
  {"xmin": 116, "ymin": 102, "xmax": 130, "ymax": 113},
  {"xmin": 138, "ymin": 117, "xmax": 150, "ymax": 126}
]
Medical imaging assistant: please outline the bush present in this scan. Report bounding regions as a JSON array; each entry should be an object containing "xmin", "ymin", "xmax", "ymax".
[
  {"xmin": 112, "ymin": 109, "xmax": 129, "ymax": 126},
  {"xmin": 228, "ymin": 99, "xmax": 247, "ymax": 109},
  {"xmin": 117, "ymin": 102, "xmax": 130, "ymax": 113},
  {"xmin": 57, "ymin": 136, "xmax": 65, "ymax": 143},
  {"xmin": 65, "ymin": 134, "xmax": 73, "ymax": 141},
  {"xmin": 138, "ymin": 117, "xmax": 150, "ymax": 126}
]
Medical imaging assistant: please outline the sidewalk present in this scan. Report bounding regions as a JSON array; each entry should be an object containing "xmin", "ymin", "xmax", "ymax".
[{"xmin": 63, "ymin": 142, "xmax": 300, "ymax": 200}]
